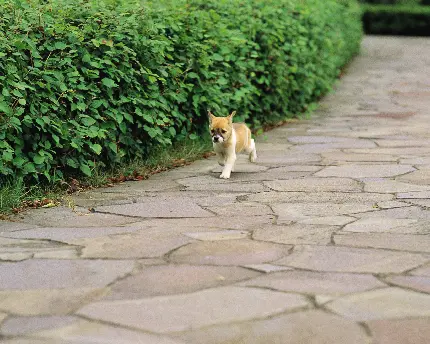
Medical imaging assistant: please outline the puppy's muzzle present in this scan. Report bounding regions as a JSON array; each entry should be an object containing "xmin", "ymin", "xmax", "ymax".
[{"xmin": 212, "ymin": 135, "xmax": 223, "ymax": 143}]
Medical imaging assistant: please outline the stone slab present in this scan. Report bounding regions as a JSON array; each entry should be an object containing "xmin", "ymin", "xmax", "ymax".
[
  {"xmin": 3, "ymin": 226, "xmax": 143, "ymax": 241},
  {"xmin": 265, "ymin": 178, "xmax": 362, "ymax": 192},
  {"xmin": 384, "ymin": 275, "xmax": 430, "ymax": 293},
  {"xmin": 364, "ymin": 179, "xmax": 430, "ymax": 193},
  {"xmin": 410, "ymin": 264, "xmax": 430, "ymax": 276},
  {"xmin": 342, "ymin": 218, "xmax": 426, "ymax": 234},
  {"xmin": 183, "ymin": 230, "xmax": 249, "ymax": 241},
  {"xmin": 75, "ymin": 232, "xmax": 192, "ymax": 259},
  {"xmin": 238, "ymin": 270, "xmax": 385, "ymax": 295},
  {"xmin": 169, "ymin": 240, "xmax": 291, "ymax": 266},
  {"xmin": 322, "ymin": 152, "xmax": 398, "ymax": 162},
  {"xmin": 397, "ymin": 191, "xmax": 430, "ymax": 199},
  {"xmin": 315, "ymin": 164, "xmax": 415, "ymax": 178},
  {"xmin": 275, "ymin": 245, "xmax": 428, "ymax": 273},
  {"xmin": 0, "ymin": 260, "xmax": 134, "ymax": 289},
  {"xmin": 326, "ymin": 287, "xmax": 430, "ymax": 320},
  {"xmin": 255, "ymin": 152, "xmax": 321, "ymax": 165},
  {"xmin": 242, "ymin": 264, "xmax": 293, "ymax": 273},
  {"xmin": 0, "ymin": 315, "xmax": 77, "ymax": 336},
  {"xmin": 0, "ymin": 221, "xmax": 38, "ymax": 233},
  {"xmin": 103, "ymin": 265, "xmax": 260, "ymax": 299},
  {"xmin": 298, "ymin": 216, "xmax": 355, "ymax": 226},
  {"xmin": 334, "ymin": 232, "xmax": 430, "ymax": 253},
  {"xmin": 174, "ymin": 310, "xmax": 368, "ymax": 344},
  {"xmin": 253, "ymin": 224, "xmax": 336, "ymax": 245},
  {"xmin": 367, "ymin": 318, "xmax": 430, "ymax": 344},
  {"xmin": 246, "ymin": 191, "xmax": 392, "ymax": 204},
  {"xmin": 78, "ymin": 287, "xmax": 309, "ymax": 333},
  {"xmin": 272, "ymin": 203, "xmax": 376, "ymax": 223},
  {"xmin": 0, "ymin": 252, "xmax": 32, "ymax": 261},
  {"xmin": 13, "ymin": 207, "xmax": 137, "ymax": 227},
  {"xmin": 176, "ymin": 176, "xmax": 266, "ymax": 192},
  {"xmin": 207, "ymin": 203, "xmax": 273, "ymax": 217},
  {"xmin": 0, "ymin": 288, "xmax": 105, "ymax": 315},
  {"xmin": 96, "ymin": 199, "xmax": 213, "ymax": 218},
  {"xmin": 397, "ymin": 169, "xmax": 430, "ymax": 185},
  {"xmin": 34, "ymin": 319, "xmax": 186, "ymax": 344}
]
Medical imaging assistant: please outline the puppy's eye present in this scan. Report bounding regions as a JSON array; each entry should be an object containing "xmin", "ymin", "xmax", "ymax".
[
  {"xmin": 221, "ymin": 129, "xmax": 227, "ymax": 134},
  {"xmin": 210, "ymin": 130, "xmax": 215, "ymax": 134}
]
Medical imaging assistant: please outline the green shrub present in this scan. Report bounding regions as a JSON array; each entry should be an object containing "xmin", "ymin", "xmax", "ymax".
[
  {"xmin": 362, "ymin": 4, "xmax": 430, "ymax": 35},
  {"xmin": 0, "ymin": 0, "xmax": 363, "ymax": 182}
]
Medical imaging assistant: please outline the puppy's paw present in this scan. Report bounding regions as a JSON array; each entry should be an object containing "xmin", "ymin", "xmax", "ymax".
[
  {"xmin": 218, "ymin": 161, "xmax": 225, "ymax": 166},
  {"xmin": 249, "ymin": 153, "xmax": 257, "ymax": 163},
  {"xmin": 219, "ymin": 173, "xmax": 230, "ymax": 179}
]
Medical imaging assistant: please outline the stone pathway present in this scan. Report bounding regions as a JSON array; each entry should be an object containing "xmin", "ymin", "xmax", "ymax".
[{"xmin": 1, "ymin": 36, "xmax": 430, "ymax": 343}]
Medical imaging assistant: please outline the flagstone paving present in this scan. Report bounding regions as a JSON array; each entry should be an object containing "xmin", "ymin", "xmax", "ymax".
[{"xmin": 1, "ymin": 36, "xmax": 430, "ymax": 343}]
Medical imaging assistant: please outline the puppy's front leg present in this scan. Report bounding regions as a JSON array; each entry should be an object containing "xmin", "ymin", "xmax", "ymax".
[
  {"xmin": 220, "ymin": 152, "xmax": 236, "ymax": 179},
  {"xmin": 217, "ymin": 153, "xmax": 225, "ymax": 166}
]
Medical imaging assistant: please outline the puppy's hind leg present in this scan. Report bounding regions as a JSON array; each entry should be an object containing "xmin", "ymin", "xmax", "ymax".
[{"xmin": 248, "ymin": 139, "xmax": 257, "ymax": 163}]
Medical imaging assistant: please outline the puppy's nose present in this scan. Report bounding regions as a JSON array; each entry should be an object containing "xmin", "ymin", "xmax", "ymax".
[{"xmin": 213, "ymin": 136, "xmax": 219, "ymax": 142}]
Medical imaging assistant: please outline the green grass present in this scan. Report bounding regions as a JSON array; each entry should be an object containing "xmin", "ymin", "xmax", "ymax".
[{"xmin": 0, "ymin": 136, "xmax": 213, "ymax": 216}]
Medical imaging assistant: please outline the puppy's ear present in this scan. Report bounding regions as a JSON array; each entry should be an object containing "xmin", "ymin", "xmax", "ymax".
[
  {"xmin": 208, "ymin": 110, "xmax": 215, "ymax": 124},
  {"xmin": 227, "ymin": 111, "xmax": 236, "ymax": 123}
]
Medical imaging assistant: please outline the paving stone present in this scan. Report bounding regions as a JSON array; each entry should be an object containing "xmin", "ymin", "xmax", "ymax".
[
  {"xmin": 0, "ymin": 339, "xmax": 69, "ymax": 344},
  {"xmin": 298, "ymin": 216, "xmax": 356, "ymax": 226},
  {"xmin": 290, "ymin": 141, "xmax": 376, "ymax": 153},
  {"xmin": 358, "ymin": 205, "xmax": 430, "ymax": 220},
  {"xmin": 288, "ymin": 136, "xmax": 354, "ymax": 144},
  {"xmin": 100, "ymin": 179, "xmax": 180, "ymax": 193},
  {"xmin": 364, "ymin": 179, "xmax": 430, "ymax": 193},
  {"xmin": 103, "ymin": 265, "xmax": 260, "ymax": 299},
  {"xmin": 0, "ymin": 221, "xmax": 38, "ymax": 233},
  {"xmin": 3, "ymin": 226, "xmax": 144, "ymax": 241},
  {"xmin": 253, "ymin": 224, "xmax": 336, "ymax": 245},
  {"xmin": 34, "ymin": 319, "xmax": 186, "ymax": 344},
  {"xmin": 402, "ymin": 199, "xmax": 430, "ymax": 208},
  {"xmin": 228, "ymin": 170, "xmax": 313, "ymax": 182},
  {"xmin": 255, "ymin": 152, "xmax": 321, "ymax": 165},
  {"xmin": 33, "ymin": 249, "xmax": 79, "ymax": 259},
  {"xmin": 169, "ymin": 240, "xmax": 291, "ymax": 266},
  {"xmin": 211, "ymin": 164, "xmax": 268, "ymax": 173},
  {"xmin": 242, "ymin": 264, "xmax": 293, "ymax": 273},
  {"xmin": 238, "ymin": 270, "xmax": 385, "ymax": 295},
  {"xmin": 0, "ymin": 288, "xmax": 106, "ymax": 315},
  {"xmin": 376, "ymin": 200, "xmax": 409, "ymax": 209},
  {"xmin": 271, "ymin": 203, "xmax": 376, "ymax": 223},
  {"xmin": 315, "ymin": 164, "xmax": 415, "ymax": 178},
  {"xmin": 265, "ymin": 178, "xmax": 362, "ymax": 192},
  {"xmin": 69, "ymin": 191, "xmax": 132, "ymax": 208},
  {"xmin": 267, "ymin": 165, "xmax": 322, "ymax": 172},
  {"xmin": 96, "ymin": 198, "xmax": 213, "ymax": 218},
  {"xmin": 0, "ymin": 252, "xmax": 32, "ymax": 261},
  {"xmin": 322, "ymin": 152, "xmax": 398, "ymax": 162},
  {"xmin": 0, "ymin": 315, "xmax": 77, "ymax": 336},
  {"xmin": 207, "ymin": 203, "xmax": 273, "ymax": 217},
  {"xmin": 13, "ymin": 207, "xmax": 137, "ymax": 227},
  {"xmin": 0, "ymin": 237, "xmax": 71, "ymax": 255},
  {"xmin": 137, "ymin": 215, "xmax": 276, "ymax": 231},
  {"xmin": 177, "ymin": 176, "xmax": 266, "ymax": 192},
  {"xmin": 375, "ymin": 139, "xmax": 430, "ymax": 148},
  {"xmin": 334, "ymin": 232, "xmax": 430, "ymax": 253},
  {"xmin": 346, "ymin": 147, "xmax": 430, "ymax": 156},
  {"xmin": 246, "ymin": 191, "xmax": 392, "ymax": 204},
  {"xmin": 0, "ymin": 311, "xmax": 6, "ymax": 323},
  {"xmin": 174, "ymin": 310, "xmax": 369, "ymax": 344},
  {"xmin": 75, "ymin": 232, "xmax": 192, "ymax": 259},
  {"xmin": 0, "ymin": 260, "xmax": 134, "ymax": 289},
  {"xmin": 78, "ymin": 287, "xmax": 309, "ymax": 333},
  {"xmin": 397, "ymin": 169, "xmax": 430, "ymax": 185},
  {"xmin": 384, "ymin": 275, "xmax": 430, "ymax": 293},
  {"xmin": 184, "ymin": 230, "xmax": 249, "ymax": 241},
  {"xmin": 397, "ymin": 191, "xmax": 430, "ymax": 199},
  {"xmin": 400, "ymin": 157, "xmax": 430, "ymax": 165},
  {"xmin": 275, "ymin": 245, "xmax": 428, "ymax": 273},
  {"xmin": 326, "ymin": 287, "xmax": 430, "ymax": 320},
  {"xmin": 367, "ymin": 318, "xmax": 430, "ymax": 344},
  {"xmin": 342, "ymin": 218, "xmax": 427, "ymax": 234}
]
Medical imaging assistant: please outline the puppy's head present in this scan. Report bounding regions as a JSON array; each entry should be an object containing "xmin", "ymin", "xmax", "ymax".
[{"xmin": 208, "ymin": 110, "xmax": 236, "ymax": 144}]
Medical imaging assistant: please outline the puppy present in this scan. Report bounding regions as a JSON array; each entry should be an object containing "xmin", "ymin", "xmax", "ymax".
[{"xmin": 208, "ymin": 110, "xmax": 257, "ymax": 179}]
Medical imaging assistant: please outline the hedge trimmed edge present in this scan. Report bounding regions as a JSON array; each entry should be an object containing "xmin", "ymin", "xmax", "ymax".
[
  {"xmin": 0, "ymin": 0, "xmax": 363, "ymax": 182},
  {"xmin": 363, "ymin": 4, "xmax": 430, "ymax": 35}
]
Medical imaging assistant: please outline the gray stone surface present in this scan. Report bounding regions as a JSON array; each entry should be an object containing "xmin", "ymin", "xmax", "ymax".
[
  {"xmin": 326, "ymin": 288, "xmax": 430, "ymax": 320},
  {"xmin": 275, "ymin": 245, "xmax": 428, "ymax": 273},
  {"xmin": 79, "ymin": 287, "xmax": 309, "ymax": 333},
  {"xmin": 174, "ymin": 310, "xmax": 369, "ymax": 344},
  {"xmin": 169, "ymin": 240, "xmax": 291, "ymax": 266},
  {"xmin": 0, "ymin": 260, "xmax": 134, "ymax": 289},
  {"xmin": 3, "ymin": 36, "xmax": 430, "ymax": 342},
  {"xmin": 103, "ymin": 265, "xmax": 260, "ymax": 299},
  {"xmin": 367, "ymin": 318, "xmax": 430, "ymax": 344}
]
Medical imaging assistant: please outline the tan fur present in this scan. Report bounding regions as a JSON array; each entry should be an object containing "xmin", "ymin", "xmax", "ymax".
[{"xmin": 208, "ymin": 110, "xmax": 257, "ymax": 179}]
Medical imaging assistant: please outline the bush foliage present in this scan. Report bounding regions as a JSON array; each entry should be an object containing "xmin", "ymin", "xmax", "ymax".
[
  {"xmin": 0, "ymin": 0, "xmax": 362, "ymax": 181},
  {"xmin": 362, "ymin": 4, "xmax": 430, "ymax": 35}
]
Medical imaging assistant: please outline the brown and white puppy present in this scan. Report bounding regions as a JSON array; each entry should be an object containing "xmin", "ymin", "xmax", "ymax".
[{"xmin": 208, "ymin": 110, "xmax": 257, "ymax": 179}]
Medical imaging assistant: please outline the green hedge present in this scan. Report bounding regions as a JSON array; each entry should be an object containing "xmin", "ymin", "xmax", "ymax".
[
  {"xmin": 0, "ymin": 0, "xmax": 362, "ymax": 182},
  {"xmin": 363, "ymin": 4, "xmax": 430, "ymax": 35}
]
